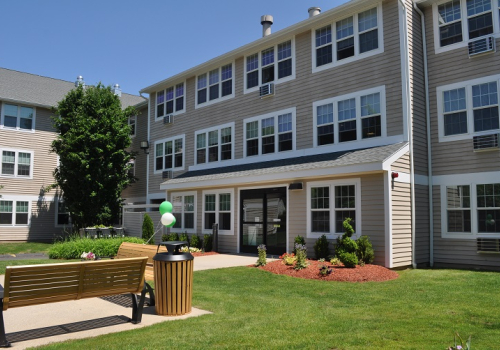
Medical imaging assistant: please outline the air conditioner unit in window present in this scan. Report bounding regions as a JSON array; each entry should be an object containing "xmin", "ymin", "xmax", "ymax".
[
  {"xmin": 162, "ymin": 170, "xmax": 173, "ymax": 179},
  {"xmin": 163, "ymin": 115, "xmax": 174, "ymax": 124},
  {"xmin": 259, "ymin": 83, "xmax": 275, "ymax": 98},
  {"xmin": 468, "ymin": 35, "xmax": 495, "ymax": 57},
  {"xmin": 472, "ymin": 133, "xmax": 499, "ymax": 151},
  {"xmin": 477, "ymin": 238, "xmax": 500, "ymax": 253}
]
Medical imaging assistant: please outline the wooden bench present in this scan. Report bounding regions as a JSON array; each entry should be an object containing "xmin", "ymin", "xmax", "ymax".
[
  {"xmin": 115, "ymin": 242, "xmax": 168, "ymax": 282},
  {"xmin": 0, "ymin": 257, "xmax": 149, "ymax": 348}
]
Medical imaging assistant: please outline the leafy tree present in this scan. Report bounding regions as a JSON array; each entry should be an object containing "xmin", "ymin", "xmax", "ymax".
[{"xmin": 49, "ymin": 83, "xmax": 136, "ymax": 229}]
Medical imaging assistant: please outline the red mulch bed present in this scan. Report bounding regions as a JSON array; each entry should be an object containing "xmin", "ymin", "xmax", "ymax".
[
  {"xmin": 256, "ymin": 259, "xmax": 399, "ymax": 282},
  {"xmin": 191, "ymin": 251, "xmax": 219, "ymax": 257}
]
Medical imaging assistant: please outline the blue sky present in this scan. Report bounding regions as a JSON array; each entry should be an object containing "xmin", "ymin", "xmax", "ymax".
[{"xmin": 1, "ymin": 0, "xmax": 348, "ymax": 96}]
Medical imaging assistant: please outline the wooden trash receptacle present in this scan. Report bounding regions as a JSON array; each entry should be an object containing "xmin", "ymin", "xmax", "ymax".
[{"xmin": 153, "ymin": 242, "xmax": 194, "ymax": 316}]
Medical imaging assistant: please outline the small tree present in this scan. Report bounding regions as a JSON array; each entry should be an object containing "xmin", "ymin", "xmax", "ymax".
[
  {"xmin": 335, "ymin": 218, "xmax": 358, "ymax": 268},
  {"xmin": 313, "ymin": 234, "xmax": 330, "ymax": 260},
  {"xmin": 142, "ymin": 214, "xmax": 155, "ymax": 244}
]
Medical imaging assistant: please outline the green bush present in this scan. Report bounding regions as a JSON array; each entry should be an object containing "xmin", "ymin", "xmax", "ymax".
[
  {"xmin": 190, "ymin": 234, "xmax": 201, "ymax": 248},
  {"xmin": 142, "ymin": 214, "xmax": 155, "ymax": 244},
  {"xmin": 203, "ymin": 234, "xmax": 213, "ymax": 252},
  {"xmin": 356, "ymin": 235, "xmax": 375, "ymax": 265},
  {"xmin": 161, "ymin": 233, "xmax": 168, "ymax": 242},
  {"xmin": 337, "ymin": 250, "xmax": 358, "ymax": 268},
  {"xmin": 167, "ymin": 232, "xmax": 179, "ymax": 241},
  {"xmin": 313, "ymin": 234, "xmax": 330, "ymax": 260},
  {"xmin": 293, "ymin": 235, "xmax": 306, "ymax": 254},
  {"xmin": 334, "ymin": 218, "xmax": 359, "ymax": 268},
  {"xmin": 48, "ymin": 237, "xmax": 145, "ymax": 259},
  {"xmin": 179, "ymin": 232, "xmax": 189, "ymax": 243}
]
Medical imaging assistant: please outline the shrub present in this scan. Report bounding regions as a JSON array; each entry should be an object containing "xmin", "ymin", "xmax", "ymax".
[
  {"xmin": 318, "ymin": 265, "xmax": 332, "ymax": 277},
  {"xmin": 203, "ymin": 234, "xmax": 213, "ymax": 252},
  {"xmin": 313, "ymin": 234, "xmax": 330, "ymax": 260},
  {"xmin": 356, "ymin": 235, "xmax": 375, "ymax": 265},
  {"xmin": 167, "ymin": 232, "xmax": 179, "ymax": 241},
  {"xmin": 142, "ymin": 214, "xmax": 155, "ymax": 244},
  {"xmin": 334, "ymin": 218, "xmax": 358, "ymax": 268},
  {"xmin": 279, "ymin": 252, "xmax": 296, "ymax": 266},
  {"xmin": 293, "ymin": 235, "xmax": 306, "ymax": 254},
  {"xmin": 48, "ymin": 237, "xmax": 145, "ymax": 259},
  {"xmin": 161, "ymin": 233, "xmax": 168, "ymax": 242},
  {"xmin": 294, "ymin": 244, "xmax": 308, "ymax": 270},
  {"xmin": 337, "ymin": 250, "xmax": 358, "ymax": 268},
  {"xmin": 330, "ymin": 257, "xmax": 342, "ymax": 266},
  {"xmin": 179, "ymin": 232, "xmax": 189, "ymax": 243},
  {"xmin": 190, "ymin": 234, "xmax": 201, "ymax": 249},
  {"xmin": 255, "ymin": 244, "xmax": 267, "ymax": 266}
]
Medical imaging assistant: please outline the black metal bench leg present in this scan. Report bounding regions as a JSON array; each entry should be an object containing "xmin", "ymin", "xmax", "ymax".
[
  {"xmin": 0, "ymin": 297, "xmax": 11, "ymax": 348},
  {"xmin": 145, "ymin": 281, "xmax": 155, "ymax": 306},
  {"xmin": 130, "ymin": 290, "xmax": 146, "ymax": 324}
]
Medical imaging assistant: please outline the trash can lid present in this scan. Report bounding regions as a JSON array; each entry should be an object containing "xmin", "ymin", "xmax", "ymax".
[
  {"xmin": 157, "ymin": 241, "xmax": 188, "ymax": 254},
  {"xmin": 153, "ymin": 251, "xmax": 194, "ymax": 262}
]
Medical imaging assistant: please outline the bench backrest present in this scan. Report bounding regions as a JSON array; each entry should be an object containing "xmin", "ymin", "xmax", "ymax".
[
  {"xmin": 116, "ymin": 242, "xmax": 167, "ymax": 265},
  {"xmin": 2, "ymin": 257, "xmax": 148, "ymax": 310}
]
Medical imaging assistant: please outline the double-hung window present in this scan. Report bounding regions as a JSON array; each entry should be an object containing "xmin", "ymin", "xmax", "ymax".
[
  {"xmin": 313, "ymin": 87, "xmax": 385, "ymax": 147},
  {"xmin": 437, "ymin": 75, "xmax": 500, "ymax": 141},
  {"xmin": 196, "ymin": 63, "xmax": 234, "ymax": 107},
  {"xmin": 244, "ymin": 108, "xmax": 295, "ymax": 157},
  {"xmin": 1, "ymin": 104, "xmax": 35, "ymax": 131},
  {"xmin": 0, "ymin": 200, "xmax": 29, "ymax": 226},
  {"xmin": 56, "ymin": 199, "xmax": 70, "ymax": 226},
  {"xmin": 245, "ymin": 40, "xmax": 294, "ymax": 92},
  {"xmin": 154, "ymin": 136, "xmax": 184, "ymax": 172},
  {"xmin": 129, "ymin": 115, "xmax": 136, "ymax": 136},
  {"xmin": 1, "ymin": 150, "xmax": 32, "ymax": 178},
  {"xmin": 313, "ymin": 5, "xmax": 382, "ymax": 71},
  {"xmin": 156, "ymin": 83, "xmax": 185, "ymax": 119},
  {"xmin": 195, "ymin": 123, "xmax": 234, "ymax": 165},
  {"xmin": 203, "ymin": 190, "xmax": 233, "ymax": 234},
  {"xmin": 171, "ymin": 192, "xmax": 196, "ymax": 232},
  {"xmin": 308, "ymin": 179, "xmax": 360, "ymax": 238}
]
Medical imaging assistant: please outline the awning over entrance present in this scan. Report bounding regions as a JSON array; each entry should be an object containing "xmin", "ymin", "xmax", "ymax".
[{"xmin": 160, "ymin": 142, "xmax": 409, "ymax": 191}]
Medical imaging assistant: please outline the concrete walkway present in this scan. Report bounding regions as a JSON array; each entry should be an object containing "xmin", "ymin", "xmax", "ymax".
[{"xmin": 0, "ymin": 253, "xmax": 263, "ymax": 349}]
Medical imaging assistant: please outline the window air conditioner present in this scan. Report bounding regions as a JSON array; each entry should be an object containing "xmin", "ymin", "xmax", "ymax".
[
  {"xmin": 477, "ymin": 238, "xmax": 500, "ymax": 253},
  {"xmin": 472, "ymin": 133, "xmax": 499, "ymax": 152},
  {"xmin": 259, "ymin": 83, "xmax": 275, "ymax": 98},
  {"xmin": 163, "ymin": 115, "xmax": 174, "ymax": 124},
  {"xmin": 162, "ymin": 170, "xmax": 173, "ymax": 179},
  {"xmin": 468, "ymin": 36, "xmax": 495, "ymax": 57}
]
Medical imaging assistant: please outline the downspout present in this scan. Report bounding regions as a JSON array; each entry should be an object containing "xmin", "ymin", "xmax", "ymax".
[
  {"xmin": 146, "ymin": 95, "xmax": 151, "ymax": 205},
  {"xmin": 398, "ymin": 0, "xmax": 417, "ymax": 269},
  {"xmin": 413, "ymin": 2, "xmax": 434, "ymax": 267}
]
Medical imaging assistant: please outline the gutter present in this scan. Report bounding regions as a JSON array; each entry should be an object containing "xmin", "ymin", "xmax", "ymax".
[{"xmin": 413, "ymin": 2, "xmax": 434, "ymax": 267}]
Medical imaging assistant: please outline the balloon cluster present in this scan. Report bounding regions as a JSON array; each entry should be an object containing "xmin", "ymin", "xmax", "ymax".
[{"xmin": 159, "ymin": 201, "xmax": 176, "ymax": 227}]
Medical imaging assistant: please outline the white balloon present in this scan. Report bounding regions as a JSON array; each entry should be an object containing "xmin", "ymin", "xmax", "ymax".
[{"xmin": 161, "ymin": 212, "xmax": 175, "ymax": 226}]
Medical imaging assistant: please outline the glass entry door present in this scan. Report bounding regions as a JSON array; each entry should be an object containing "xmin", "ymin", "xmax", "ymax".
[{"xmin": 240, "ymin": 187, "xmax": 286, "ymax": 255}]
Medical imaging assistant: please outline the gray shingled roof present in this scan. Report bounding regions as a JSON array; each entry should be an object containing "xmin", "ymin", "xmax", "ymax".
[
  {"xmin": 163, "ymin": 142, "xmax": 408, "ymax": 186},
  {"xmin": 0, "ymin": 68, "xmax": 145, "ymax": 108}
]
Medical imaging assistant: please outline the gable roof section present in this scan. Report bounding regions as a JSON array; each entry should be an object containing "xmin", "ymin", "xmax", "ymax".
[
  {"xmin": 0, "ymin": 68, "xmax": 145, "ymax": 109},
  {"xmin": 160, "ymin": 142, "xmax": 409, "ymax": 190}
]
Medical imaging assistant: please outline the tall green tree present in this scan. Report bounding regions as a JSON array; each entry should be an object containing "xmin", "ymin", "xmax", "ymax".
[{"xmin": 49, "ymin": 83, "xmax": 136, "ymax": 229}]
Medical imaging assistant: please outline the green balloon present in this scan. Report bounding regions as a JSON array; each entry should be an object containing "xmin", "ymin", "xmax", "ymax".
[
  {"xmin": 159, "ymin": 201, "xmax": 173, "ymax": 215},
  {"xmin": 166, "ymin": 216, "xmax": 176, "ymax": 228}
]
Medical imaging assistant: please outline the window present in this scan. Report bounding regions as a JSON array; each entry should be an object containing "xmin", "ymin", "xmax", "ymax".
[
  {"xmin": 308, "ymin": 179, "xmax": 360, "ymax": 238},
  {"xmin": 203, "ymin": 190, "xmax": 233, "ymax": 234},
  {"xmin": 1, "ymin": 150, "xmax": 32, "ymax": 178},
  {"xmin": 244, "ymin": 109, "xmax": 295, "ymax": 157},
  {"xmin": 0, "ymin": 200, "xmax": 29, "ymax": 226},
  {"xmin": 129, "ymin": 115, "xmax": 136, "ymax": 136},
  {"xmin": 127, "ymin": 159, "xmax": 135, "ymax": 177},
  {"xmin": 245, "ymin": 40, "xmax": 294, "ymax": 91},
  {"xmin": 195, "ymin": 124, "xmax": 234, "ymax": 165},
  {"xmin": 313, "ymin": 87, "xmax": 385, "ymax": 147},
  {"xmin": 171, "ymin": 192, "xmax": 196, "ymax": 232},
  {"xmin": 442, "ymin": 181, "xmax": 500, "ymax": 237},
  {"xmin": 437, "ymin": 75, "xmax": 500, "ymax": 141},
  {"xmin": 56, "ymin": 199, "xmax": 70, "ymax": 226},
  {"xmin": 196, "ymin": 63, "xmax": 234, "ymax": 106},
  {"xmin": 313, "ymin": 5, "xmax": 382, "ymax": 71},
  {"xmin": 1, "ymin": 104, "xmax": 35, "ymax": 130},
  {"xmin": 154, "ymin": 136, "xmax": 184, "ymax": 172},
  {"xmin": 156, "ymin": 83, "xmax": 185, "ymax": 119}
]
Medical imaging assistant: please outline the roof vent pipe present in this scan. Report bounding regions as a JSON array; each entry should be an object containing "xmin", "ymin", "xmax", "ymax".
[
  {"xmin": 113, "ymin": 83, "xmax": 122, "ymax": 97},
  {"xmin": 261, "ymin": 15, "xmax": 273, "ymax": 37},
  {"xmin": 75, "ymin": 75, "xmax": 85, "ymax": 88},
  {"xmin": 308, "ymin": 7, "xmax": 321, "ymax": 18}
]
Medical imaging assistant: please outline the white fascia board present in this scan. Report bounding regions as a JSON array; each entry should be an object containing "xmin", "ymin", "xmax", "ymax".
[
  {"xmin": 381, "ymin": 143, "xmax": 410, "ymax": 171},
  {"xmin": 0, "ymin": 97, "xmax": 52, "ymax": 109}
]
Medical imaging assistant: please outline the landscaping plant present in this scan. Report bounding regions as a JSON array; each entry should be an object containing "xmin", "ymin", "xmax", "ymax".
[
  {"xmin": 141, "ymin": 214, "xmax": 155, "ymax": 244},
  {"xmin": 255, "ymin": 244, "xmax": 267, "ymax": 266},
  {"xmin": 334, "ymin": 218, "xmax": 358, "ymax": 268},
  {"xmin": 48, "ymin": 237, "xmax": 144, "ymax": 259},
  {"xmin": 179, "ymin": 232, "xmax": 189, "ymax": 243},
  {"xmin": 313, "ymin": 234, "xmax": 330, "ymax": 260},
  {"xmin": 293, "ymin": 235, "xmax": 306, "ymax": 254},
  {"xmin": 203, "ymin": 234, "xmax": 213, "ymax": 252},
  {"xmin": 294, "ymin": 243, "xmax": 308, "ymax": 270},
  {"xmin": 448, "ymin": 332, "xmax": 472, "ymax": 350},
  {"xmin": 279, "ymin": 252, "xmax": 296, "ymax": 266},
  {"xmin": 190, "ymin": 234, "xmax": 201, "ymax": 249},
  {"xmin": 356, "ymin": 235, "xmax": 375, "ymax": 265},
  {"xmin": 318, "ymin": 264, "xmax": 332, "ymax": 277}
]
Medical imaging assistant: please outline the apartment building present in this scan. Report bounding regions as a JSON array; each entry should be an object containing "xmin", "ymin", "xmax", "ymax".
[
  {"xmin": 0, "ymin": 68, "xmax": 146, "ymax": 241},
  {"xmin": 139, "ymin": 0, "xmax": 427, "ymax": 268}
]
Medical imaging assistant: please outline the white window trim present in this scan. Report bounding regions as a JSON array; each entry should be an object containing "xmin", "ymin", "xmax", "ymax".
[
  {"xmin": 0, "ymin": 103, "xmax": 36, "ymax": 132},
  {"xmin": 243, "ymin": 107, "xmax": 297, "ymax": 159},
  {"xmin": 55, "ymin": 197, "xmax": 71, "ymax": 228},
  {"xmin": 194, "ymin": 122, "xmax": 235, "ymax": 166},
  {"xmin": 0, "ymin": 198, "xmax": 31, "ymax": 227},
  {"xmin": 243, "ymin": 38, "xmax": 296, "ymax": 94},
  {"xmin": 154, "ymin": 81, "xmax": 186, "ymax": 121},
  {"xmin": 311, "ymin": 3, "xmax": 384, "ymax": 74},
  {"xmin": 306, "ymin": 178, "xmax": 362, "ymax": 239},
  {"xmin": 169, "ymin": 191, "xmax": 197, "ymax": 234},
  {"xmin": 0, "ymin": 148, "xmax": 34, "ymax": 179},
  {"xmin": 129, "ymin": 115, "xmax": 136, "ymax": 137},
  {"xmin": 432, "ymin": 0, "xmax": 500, "ymax": 54},
  {"xmin": 439, "ymin": 172, "xmax": 500, "ymax": 239},
  {"xmin": 436, "ymin": 74, "xmax": 500, "ymax": 142},
  {"xmin": 128, "ymin": 159, "xmax": 135, "ymax": 177},
  {"xmin": 153, "ymin": 135, "xmax": 185, "ymax": 174},
  {"xmin": 202, "ymin": 188, "xmax": 234, "ymax": 236},
  {"xmin": 312, "ymin": 86, "xmax": 387, "ymax": 148},
  {"xmin": 195, "ymin": 62, "xmax": 235, "ymax": 109}
]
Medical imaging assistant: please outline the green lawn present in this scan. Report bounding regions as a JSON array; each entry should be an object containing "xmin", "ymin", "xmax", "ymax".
[
  {"xmin": 0, "ymin": 242, "xmax": 51, "ymax": 255},
  {"xmin": 29, "ymin": 267, "xmax": 499, "ymax": 350}
]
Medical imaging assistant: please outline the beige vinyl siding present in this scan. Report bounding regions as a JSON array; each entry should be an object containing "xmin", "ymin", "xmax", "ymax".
[
  {"xmin": 288, "ymin": 183, "xmax": 308, "ymax": 253},
  {"xmin": 391, "ymin": 181, "xmax": 412, "ymax": 267},
  {"xmin": 148, "ymin": 0, "xmax": 406, "ymax": 195},
  {"xmin": 415, "ymin": 184, "xmax": 430, "ymax": 265},
  {"xmin": 391, "ymin": 152, "xmax": 410, "ymax": 172}
]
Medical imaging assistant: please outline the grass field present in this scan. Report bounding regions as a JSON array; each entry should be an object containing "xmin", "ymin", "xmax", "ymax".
[{"xmin": 0, "ymin": 242, "xmax": 51, "ymax": 255}]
